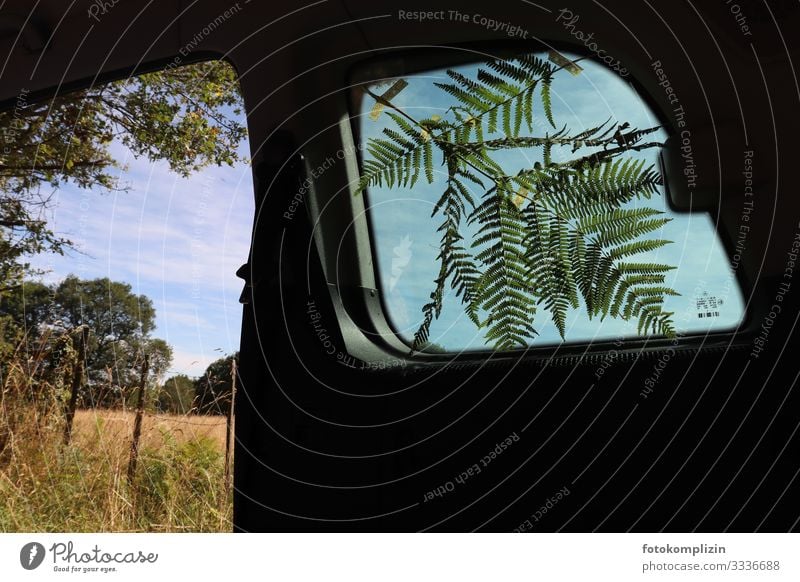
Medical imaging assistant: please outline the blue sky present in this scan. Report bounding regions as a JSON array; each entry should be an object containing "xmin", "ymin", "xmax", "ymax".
[
  {"xmin": 360, "ymin": 52, "xmax": 745, "ymax": 351},
  {"xmin": 29, "ymin": 140, "xmax": 254, "ymax": 379}
]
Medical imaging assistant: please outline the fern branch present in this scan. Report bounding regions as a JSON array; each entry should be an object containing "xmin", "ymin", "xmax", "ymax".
[{"xmin": 359, "ymin": 53, "xmax": 678, "ymax": 348}]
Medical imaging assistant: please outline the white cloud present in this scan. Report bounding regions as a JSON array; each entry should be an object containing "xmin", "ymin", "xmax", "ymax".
[
  {"xmin": 26, "ymin": 139, "xmax": 254, "ymax": 371},
  {"xmin": 168, "ymin": 347, "xmax": 222, "ymax": 379}
]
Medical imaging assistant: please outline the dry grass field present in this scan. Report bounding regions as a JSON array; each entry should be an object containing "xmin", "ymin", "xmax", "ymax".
[
  {"xmin": 73, "ymin": 410, "xmax": 227, "ymax": 454},
  {"xmin": 0, "ymin": 406, "xmax": 233, "ymax": 532}
]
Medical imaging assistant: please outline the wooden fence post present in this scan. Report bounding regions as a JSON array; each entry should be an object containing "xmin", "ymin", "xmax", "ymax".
[
  {"xmin": 63, "ymin": 326, "xmax": 87, "ymax": 445},
  {"xmin": 224, "ymin": 357, "xmax": 237, "ymax": 495},
  {"xmin": 127, "ymin": 354, "xmax": 150, "ymax": 484}
]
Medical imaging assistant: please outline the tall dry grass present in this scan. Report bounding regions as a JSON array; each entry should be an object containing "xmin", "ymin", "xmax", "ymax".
[{"xmin": 0, "ymin": 334, "xmax": 232, "ymax": 532}]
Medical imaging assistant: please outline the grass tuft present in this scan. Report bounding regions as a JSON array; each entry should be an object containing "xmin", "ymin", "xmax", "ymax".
[{"xmin": 0, "ymin": 349, "xmax": 232, "ymax": 532}]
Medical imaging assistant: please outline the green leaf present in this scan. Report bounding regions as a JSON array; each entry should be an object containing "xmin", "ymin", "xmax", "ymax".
[
  {"xmin": 355, "ymin": 53, "xmax": 674, "ymax": 351},
  {"xmin": 541, "ymin": 76, "xmax": 555, "ymax": 128}
]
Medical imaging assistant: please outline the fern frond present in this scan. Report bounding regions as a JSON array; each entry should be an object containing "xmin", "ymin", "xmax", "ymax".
[
  {"xmin": 359, "ymin": 51, "xmax": 677, "ymax": 350},
  {"xmin": 412, "ymin": 155, "xmax": 481, "ymax": 350},
  {"xmin": 541, "ymin": 73, "xmax": 555, "ymax": 128},
  {"xmin": 470, "ymin": 190, "xmax": 538, "ymax": 347}
]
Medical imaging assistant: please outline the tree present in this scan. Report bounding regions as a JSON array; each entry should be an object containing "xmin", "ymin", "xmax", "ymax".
[
  {"xmin": 0, "ymin": 60, "xmax": 246, "ymax": 299},
  {"xmin": 3, "ymin": 280, "xmax": 53, "ymax": 336},
  {"xmin": 143, "ymin": 338, "xmax": 172, "ymax": 383},
  {"xmin": 194, "ymin": 353, "xmax": 238, "ymax": 416},
  {"xmin": 53, "ymin": 275, "xmax": 152, "ymax": 379},
  {"xmin": 0, "ymin": 281, "xmax": 78, "ymax": 396},
  {"xmin": 0, "ymin": 275, "xmax": 173, "ymax": 407},
  {"xmin": 54, "ymin": 275, "xmax": 155, "ymax": 336},
  {"xmin": 157, "ymin": 374, "xmax": 196, "ymax": 414},
  {"xmin": 51, "ymin": 275, "xmax": 173, "ymax": 405},
  {"xmin": 113, "ymin": 337, "xmax": 173, "ymax": 409},
  {"xmin": 0, "ymin": 280, "xmax": 52, "ymax": 357},
  {"xmin": 358, "ymin": 53, "xmax": 678, "ymax": 350}
]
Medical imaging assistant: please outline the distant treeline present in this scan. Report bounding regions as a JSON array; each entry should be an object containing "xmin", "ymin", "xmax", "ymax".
[{"xmin": 0, "ymin": 275, "xmax": 236, "ymax": 414}]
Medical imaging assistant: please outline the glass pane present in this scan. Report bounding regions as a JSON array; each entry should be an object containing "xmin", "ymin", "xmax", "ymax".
[{"xmin": 356, "ymin": 51, "xmax": 745, "ymax": 352}]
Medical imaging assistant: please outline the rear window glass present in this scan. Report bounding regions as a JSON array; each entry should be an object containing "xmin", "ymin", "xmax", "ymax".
[{"xmin": 354, "ymin": 50, "xmax": 745, "ymax": 352}]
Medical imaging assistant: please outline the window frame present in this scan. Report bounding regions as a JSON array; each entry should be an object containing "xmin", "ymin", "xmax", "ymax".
[{"xmin": 312, "ymin": 42, "xmax": 757, "ymax": 367}]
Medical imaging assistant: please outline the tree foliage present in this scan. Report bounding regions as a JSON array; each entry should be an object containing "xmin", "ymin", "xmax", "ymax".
[
  {"xmin": 194, "ymin": 353, "xmax": 237, "ymax": 416},
  {"xmin": 158, "ymin": 374, "xmax": 196, "ymax": 414},
  {"xmin": 0, "ymin": 276, "xmax": 172, "ymax": 406},
  {"xmin": 0, "ymin": 60, "xmax": 246, "ymax": 299},
  {"xmin": 0, "ymin": 280, "xmax": 51, "ymax": 348},
  {"xmin": 357, "ymin": 53, "xmax": 678, "ymax": 350}
]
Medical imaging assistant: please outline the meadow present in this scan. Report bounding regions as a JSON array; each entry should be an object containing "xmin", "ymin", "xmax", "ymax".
[{"xmin": 0, "ymin": 405, "xmax": 232, "ymax": 532}]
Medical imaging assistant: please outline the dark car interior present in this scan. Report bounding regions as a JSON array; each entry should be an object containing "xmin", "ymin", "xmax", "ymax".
[{"xmin": 2, "ymin": 0, "xmax": 799, "ymax": 531}]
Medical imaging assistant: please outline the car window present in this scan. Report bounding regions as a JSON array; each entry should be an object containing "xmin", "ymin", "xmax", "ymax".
[{"xmin": 355, "ymin": 51, "xmax": 745, "ymax": 352}]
